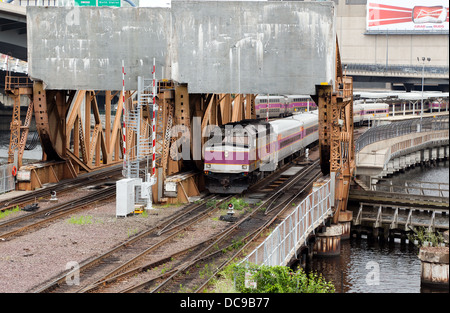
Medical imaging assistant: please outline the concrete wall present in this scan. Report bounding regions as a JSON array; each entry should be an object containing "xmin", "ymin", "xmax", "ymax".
[
  {"xmin": 27, "ymin": 1, "xmax": 336, "ymax": 94},
  {"xmin": 335, "ymin": 1, "xmax": 449, "ymax": 67}
]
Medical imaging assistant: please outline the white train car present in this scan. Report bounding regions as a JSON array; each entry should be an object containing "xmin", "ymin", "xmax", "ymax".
[
  {"xmin": 204, "ymin": 112, "xmax": 319, "ymax": 193},
  {"xmin": 255, "ymin": 95, "xmax": 288, "ymax": 118},
  {"xmin": 285, "ymin": 95, "xmax": 317, "ymax": 114},
  {"xmin": 353, "ymin": 102, "xmax": 364, "ymax": 125},
  {"xmin": 352, "ymin": 102, "xmax": 389, "ymax": 125}
]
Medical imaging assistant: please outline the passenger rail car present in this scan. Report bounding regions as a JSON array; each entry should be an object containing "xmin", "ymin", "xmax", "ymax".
[
  {"xmin": 353, "ymin": 102, "xmax": 389, "ymax": 125},
  {"xmin": 429, "ymin": 100, "xmax": 449, "ymax": 112},
  {"xmin": 204, "ymin": 112, "xmax": 319, "ymax": 194},
  {"xmin": 255, "ymin": 95, "xmax": 317, "ymax": 119}
]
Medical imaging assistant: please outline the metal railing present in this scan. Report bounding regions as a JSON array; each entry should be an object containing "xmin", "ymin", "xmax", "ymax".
[
  {"xmin": 355, "ymin": 115, "xmax": 449, "ymax": 153},
  {"xmin": 4, "ymin": 75, "xmax": 33, "ymax": 92},
  {"xmin": 240, "ymin": 179, "xmax": 332, "ymax": 267},
  {"xmin": 0, "ymin": 54, "xmax": 28, "ymax": 74},
  {"xmin": 9, "ymin": 0, "xmax": 58, "ymax": 6},
  {"xmin": 344, "ymin": 63, "xmax": 449, "ymax": 77}
]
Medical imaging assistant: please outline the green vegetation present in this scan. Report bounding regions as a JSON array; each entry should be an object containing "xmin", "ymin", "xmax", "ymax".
[
  {"xmin": 408, "ymin": 227, "xmax": 445, "ymax": 247},
  {"xmin": 211, "ymin": 262, "xmax": 335, "ymax": 293},
  {"xmin": 67, "ymin": 215, "xmax": 93, "ymax": 225},
  {"xmin": 0, "ymin": 206, "xmax": 20, "ymax": 220},
  {"xmin": 219, "ymin": 197, "xmax": 249, "ymax": 211}
]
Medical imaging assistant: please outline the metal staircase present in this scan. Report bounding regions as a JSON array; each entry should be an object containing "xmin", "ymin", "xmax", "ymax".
[{"xmin": 126, "ymin": 76, "xmax": 155, "ymax": 178}]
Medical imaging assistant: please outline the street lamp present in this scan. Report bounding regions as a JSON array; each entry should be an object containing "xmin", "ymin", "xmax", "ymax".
[{"xmin": 417, "ymin": 57, "xmax": 431, "ymax": 131}]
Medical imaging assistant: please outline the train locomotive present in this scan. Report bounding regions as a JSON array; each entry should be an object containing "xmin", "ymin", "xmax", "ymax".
[{"xmin": 204, "ymin": 112, "xmax": 319, "ymax": 194}]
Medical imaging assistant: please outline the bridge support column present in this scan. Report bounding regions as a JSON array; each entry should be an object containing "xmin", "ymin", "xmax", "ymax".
[
  {"xmin": 419, "ymin": 246, "xmax": 449, "ymax": 289},
  {"xmin": 438, "ymin": 147, "xmax": 445, "ymax": 161},
  {"xmin": 338, "ymin": 210, "xmax": 353, "ymax": 240},
  {"xmin": 314, "ymin": 224, "xmax": 343, "ymax": 257}
]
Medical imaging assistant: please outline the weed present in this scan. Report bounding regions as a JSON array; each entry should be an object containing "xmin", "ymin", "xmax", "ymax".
[
  {"xmin": 219, "ymin": 197, "xmax": 249, "ymax": 211},
  {"xmin": 67, "ymin": 215, "xmax": 93, "ymax": 225},
  {"xmin": 0, "ymin": 206, "xmax": 20, "ymax": 220},
  {"xmin": 127, "ymin": 228, "xmax": 138, "ymax": 237},
  {"xmin": 206, "ymin": 199, "xmax": 218, "ymax": 208}
]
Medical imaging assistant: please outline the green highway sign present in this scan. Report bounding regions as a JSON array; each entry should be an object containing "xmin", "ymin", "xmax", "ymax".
[
  {"xmin": 98, "ymin": 0, "xmax": 121, "ymax": 7},
  {"xmin": 74, "ymin": 0, "xmax": 96, "ymax": 6},
  {"xmin": 74, "ymin": 0, "xmax": 121, "ymax": 6}
]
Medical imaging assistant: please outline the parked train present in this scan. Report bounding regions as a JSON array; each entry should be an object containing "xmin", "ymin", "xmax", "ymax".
[
  {"xmin": 255, "ymin": 95, "xmax": 317, "ymax": 118},
  {"xmin": 255, "ymin": 95, "xmax": 391, "ymax": 126},
  {"xmin": 429, "ymin": 100, "xmax": 449, "ymax": 112},
  {"xmin": 204, "ymin": 112, "xmax": 319, "ymax": 194},
  {"xmin": 353, "ymin": 102, "xmax": 389, "ymax": 125}
]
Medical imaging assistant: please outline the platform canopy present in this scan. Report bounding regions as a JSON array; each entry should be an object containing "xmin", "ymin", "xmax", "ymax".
[{"xmin": 27, "ymin": 1, "xmax": 336, "ymax": 94}]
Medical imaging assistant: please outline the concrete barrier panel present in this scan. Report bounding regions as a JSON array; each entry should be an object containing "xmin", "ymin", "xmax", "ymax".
[{"xmin": 27, "ymin": 1, "xmax": 336, "ymax": 93}]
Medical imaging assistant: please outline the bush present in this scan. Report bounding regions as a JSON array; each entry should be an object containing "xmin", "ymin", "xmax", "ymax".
[
  {"xmin": 408, "ymin": 227, "xmax": 445, "ymax": 247},
  {"xmin": 218, "ymin": 262, "xmax": 335, "ymax": 293},
  {"xmin": 219, "ymin": 197, "xmax": 249, "ymax": 211}
]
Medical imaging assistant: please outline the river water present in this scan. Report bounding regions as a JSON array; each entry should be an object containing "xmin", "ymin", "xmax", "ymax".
[{"xmin": 310, "ymin": 161, "xmax": 449, "ymax": 293}]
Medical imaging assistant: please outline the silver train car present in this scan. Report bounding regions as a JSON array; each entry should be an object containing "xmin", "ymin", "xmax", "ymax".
[
  {"xmin": 204, "ymin": 112, "xmax": 319, "ymax": 194},
  {"xmin": 255, "ymin": 95, "xmax": 317, "ymax": 119},
  {"xmin": 353, "ymin": 102, "xmax": 389, "ymax": 125}
]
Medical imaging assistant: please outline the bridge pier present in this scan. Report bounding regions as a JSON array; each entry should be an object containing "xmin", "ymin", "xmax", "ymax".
[
  {"xmin": 314, "ymin": 224, "xmax": 343, "ymax": 257},
  {"xmin": 419, "ymin": 246, "xmax": 449, "ymax": 289},
  {"xmin": 338, "ymin": 210, "xmax": 353, "ymax": 240}
]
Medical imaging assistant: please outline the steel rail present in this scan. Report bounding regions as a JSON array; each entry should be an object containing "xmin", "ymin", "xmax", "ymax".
[
  {"xmin": 0, "ymin": 186, "xmax": 116, "ymax": 240},
  {"xmin": 0, "ymin": 165, "xmax": 122, "ymax": 212},
  {"xmin": 75, "ymin": 196, "xmax": 233, "ymax": 293},
  {"xmin": 32, "ymin": 194, "xmax": 228, "ymax": 293},
  {"xmin": 193, "ymin": 166, "xmax": 323, "ymax": 292},
  {"xmin": 149, "ymin": 161, "xmax": 322, "ymax": 293}
]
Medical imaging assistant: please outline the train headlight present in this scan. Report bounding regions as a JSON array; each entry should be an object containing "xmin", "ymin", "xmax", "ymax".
[
  {"xmin": 206, "ymin": 164, "xmax": 211, "ymax": 168},
  {"xmin": 242, "ymin": 165, "xmax": 248, "ymax": 169},
  {"xmin": 225, "ymin": 151, "xmax": 229, "ymax": 158}
]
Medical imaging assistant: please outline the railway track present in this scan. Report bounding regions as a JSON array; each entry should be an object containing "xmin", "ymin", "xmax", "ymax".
[
  {"xmin": 146, "ymin": 160, "xmax": 323, "ymax": 293},
  {"xmin": 30, "ymin": 194, "xmax": 231, "ymax": 293},
  {"xmin": 0, "ymin": 164, "xmax": 123, "ymax": 212},
  {"xmin": 0, "ymin": 185, "xmax": 116, "ymax": 240},
  {"xmin": 75, "ymin": 159, "xmax": 322, "ymax": 293},
  {"xmin": 6, "ymin": 145, "xmax": 322, "ymax": 293}
]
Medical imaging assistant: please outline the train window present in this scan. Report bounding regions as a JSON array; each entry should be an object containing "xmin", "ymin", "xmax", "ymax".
[
  {"xmin": 223, "ymin": 134, "xmax": 249, "ymax": 148},
  {"xmin": 280, "ymin": 134, "xmax": 302, "ymax": 149}
]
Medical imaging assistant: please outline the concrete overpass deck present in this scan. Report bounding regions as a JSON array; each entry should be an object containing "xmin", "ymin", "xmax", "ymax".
[{"xmin": 355, "ymin": 114, "xmax": 449, "ymax": 189}]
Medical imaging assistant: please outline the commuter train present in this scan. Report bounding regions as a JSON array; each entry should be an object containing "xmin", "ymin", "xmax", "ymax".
[
  {"xmin": 255, "ymin": 95, "xmax": 391, "ymax": 126},
  {"xmin": 353, "ymin": 102, "xmax": 389, "ymax": 125},
  {"xmin": 203, "ymin": 112, "xmax": 319, "ymax": 194},
  {"xmin": 429, "ymin": 100, "xmax": 449, "ymax": 112},
  {"xmin": 255, "ymin": 95, "xmax": 317, "ymax": 118}
]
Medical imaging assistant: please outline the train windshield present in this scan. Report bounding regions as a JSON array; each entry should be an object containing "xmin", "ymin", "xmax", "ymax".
[
  {"xmin": 223, "ymin": 127, "xmax": 252, "ymax": 148},
  {"xmin": 223, "ymin": 134, "xmax": 249, "ymax": 148}
]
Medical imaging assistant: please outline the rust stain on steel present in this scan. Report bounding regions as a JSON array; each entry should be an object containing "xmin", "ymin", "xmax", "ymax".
[
  {"xmin": 314, "ymin": 236, "xmax": 341, "ymax": 256},
  {"xmin": 33, "ymin": 82, "xmax": 61, "ymax": 161}
]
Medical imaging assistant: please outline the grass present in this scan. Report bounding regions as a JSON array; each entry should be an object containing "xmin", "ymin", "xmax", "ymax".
[
  {"xmin": 67, "ymin": 215, "xmax": 93, "ymax": 225},
  {"xmin": 219, "ymin": 197, "xmax": 249, "ymax": 211},
  {"xmin": 0, "ymin": 206, "xmax": 20, "ymax": 220}
]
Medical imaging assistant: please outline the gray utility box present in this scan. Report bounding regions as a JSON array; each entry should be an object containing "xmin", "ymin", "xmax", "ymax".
[{"xmin": 116, "ymin": 178, "xmax": 142, "ymax": 217}]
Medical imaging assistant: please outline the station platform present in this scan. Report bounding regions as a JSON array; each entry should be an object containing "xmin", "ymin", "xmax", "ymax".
[{"xmin": 373, "ymin": 111, "xmax": 448, "ymax": 125}]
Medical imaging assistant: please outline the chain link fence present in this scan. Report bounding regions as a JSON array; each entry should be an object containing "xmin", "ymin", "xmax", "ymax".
[{"xmin": 355, "ymin": 115, "xmax": 449, "ymax": 154}]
